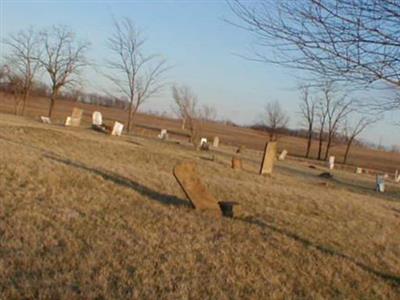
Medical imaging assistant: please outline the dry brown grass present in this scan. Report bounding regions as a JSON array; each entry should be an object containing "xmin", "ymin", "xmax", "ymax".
[{"xmin": 0, "ymin": 112, "xmax": 400, "ymax": 299}]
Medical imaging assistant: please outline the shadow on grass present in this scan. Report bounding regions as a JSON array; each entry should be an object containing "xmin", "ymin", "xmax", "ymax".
[
  {"xmin": 44, "ymin": 154, "xmax": 191, "ymax": 208},
  {"xmin": 237, "ymin": 216, "xmax": 400, "ymax": 287}
]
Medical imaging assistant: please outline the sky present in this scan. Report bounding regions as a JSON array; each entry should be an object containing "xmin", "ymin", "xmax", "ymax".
[{"xmin": 1, "ymin": 0, "xmax": 399, "ymax": 146}]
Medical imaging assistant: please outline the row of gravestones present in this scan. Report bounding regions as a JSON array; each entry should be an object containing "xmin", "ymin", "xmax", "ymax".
[{"xmin": 41, "ymin": 108, "xmax": 124, "ymax": 136}]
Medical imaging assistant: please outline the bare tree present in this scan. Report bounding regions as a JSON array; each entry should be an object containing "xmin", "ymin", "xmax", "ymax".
[
  {"xmin": 264, "ymin": 100, "xmax": 289, "ymax": 141},
  {"xmin": 316, "ymin": 97, "xmax": 329, "ymax": 161},
  {"xmin": 342, "ymin": 116, "xmax": 377, "ymax": 164},
  {"xmin": 0, "ymin": 64, "xmax": 25, "ymax": 114},
  {"xmin": 38, "ymin": 25, "xmax": 89, "ymax": 118},
  {"xmin": 3, "ymin": 27, "xmax": 41, "ymax": 115},
  {"xmin": 172, "ymin": 84, "xmax": 199, "ymax": 143},
  {"xmin": 228, "ymin": 1, "xmax": 400, "ymax": 94},
  {"xmin": 106, "ymin": 17, "xmax": 168, "ymax": 133},
  {"xmin": 299, "ymin": 85, "xmax": 316, "ymax": 158},
  {"xmin": 199, "ymin": 104, "xmax": 217, "ymax": 122}
]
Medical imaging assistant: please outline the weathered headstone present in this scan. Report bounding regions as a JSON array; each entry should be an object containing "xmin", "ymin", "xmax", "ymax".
[
  {"xmin": 328, "ymin": 156, "xmax": 335, "ymax": 170},
  {"xmin": 92, "ymin": 111, "xmax": 103, "ymax": 126},
  {"xmin": 355, "ymin": 167, "xmax": 363, "ymax": 174},
  {"xmin": 173, "ymin": 161, "xmax": 221, "ymax": 216},
  {"xmin": 259, "ymin": 141, "xmax": 277, "ymax": 175},
  {"xmin": 231, "ymin": 156, "xmax": 242, "ymax": 170},
  {"xmin": 213, "ymin": 136, "xmax": 219, "ymax": 148},
  {"xmin": 70, "ymin": 107, "xmax": 83, "ymax": 127},
  {"xmin": 111, "ymin": 121, "xmax": 124, "ymax": 136},
  {"xmin": 158, "ymin": 129, "xmax": 168, "ymax": 140},
  {"xmin": 40, "ymin": 116, "xmax": 51, "ymax": 124},
  {"xmin": 200, "ymin": 138, "xmax": 207, "ymax": 146},
  {"xmin": 278, "ymin": 149, "xmax": 288, "ymax": 161},
  {"xmin": 376, "ymin": 175, "xmax": 385, "ymax": 192}
]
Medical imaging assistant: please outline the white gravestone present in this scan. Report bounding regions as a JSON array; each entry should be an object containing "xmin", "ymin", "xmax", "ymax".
[
  {"xmin": 355, "ymin": 167, "xmax": 363, "ymax": 174},
  {"xmin": 395, "ymin": 170, "xmax": 400, "ymax": 183},
  {"xmin": 111, "ymin": 121, "xmax": 124, "ymax": 136},
  {"xmin": 213, "ymin": 136, "xmax": 219, "ymax": 148},
  {"xmin": 40, "ymin": 116, "xmax": 51, "ymax": 124},
  {"xmin": 376, "ymin": 175, "xmax": 385, "ymax": 192},
  {"xmin": 278, "ymin": 150, "xmax": 288, "ymax": 161},
  {"xmin": 158, "ymin": 129, "xmax": 168, "ymax": 140},
  {"xmin": 200, "ymin": 138, "xmax": 207, "ymax": 146},
  {"xmin": 328, "ymin": 156, "xmax": 335, "ymax": 170},
  {"xmin": 65, "ymin": 116, "xmax": 72, "ymax": 126},
  {"xmin": 92, "ymin": 111, "xmax": 103, "ymax": 126}
]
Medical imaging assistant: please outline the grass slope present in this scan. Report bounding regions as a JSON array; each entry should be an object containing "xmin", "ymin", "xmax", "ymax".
[{"xmin": 0, "ymin": 113, "xmax": 400, "ymax": 299}]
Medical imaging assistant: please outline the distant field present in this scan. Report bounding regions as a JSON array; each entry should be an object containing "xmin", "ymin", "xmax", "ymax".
[
  {"xmin": 0, "ymin": 113, "xmax": 399, "ymax": 298},
  {"xmin": 1, "ymin": 92, "xmax": 400, "ymax": 174}
]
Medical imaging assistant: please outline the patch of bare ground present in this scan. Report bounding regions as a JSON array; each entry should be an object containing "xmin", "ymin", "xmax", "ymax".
[{"xmin": 0, "ymin": 113, "xmax": 400, "ymax": 298}]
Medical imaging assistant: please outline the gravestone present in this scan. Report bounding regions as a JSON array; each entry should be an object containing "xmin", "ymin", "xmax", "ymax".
[
  {"xmin": 356, "ymin": 167, "xmax": 363, "ymax": 174},
  {"xmin": 200, "ymin": 138, "xmax": 207, "ymax": 146},
  {"xmin": 395, "ymin": 170, "xmax": 400, "ymax": 183},
  {"xmin": 65, "ymin": 116, "xmax": 72, "ymax": 126},
  {"xmin": 328, "ymin": 156, "xmax": 335, "ymax": 170},
  {"xmin": 92, "ymin": 111, "xmax": 103, "ymax": 126},
  {"xmin": 40, "ymin": 116, "xmax": 51, "ymax": 124},
  {"xmin": 213, "ymin": 136, "xmax": 219, "ymax": 148},
  {"xmin": 158, "ymin": 129, "xmax": 168, "ymax": 140},
  {"xmin": 70, "ymin": 107, "xmax": 83, "ymax": 127},
  {"xmin": 259, "ymin": 141, "xmax": 277, "ymax": 175},
  {"xmin": 278, "ymin": 150, "xmax": 288, "ymax": 161},
  {"xmin": 232, "ymin": 156, "xmax": 242, "ymax": 170},
  {"xmin": 111, "ymin": 121, "xmax": 124, "ymax": 136},
  {"xmin": 376, "ymin": 175, "xmax": 385, "ymax": 192},
  {"xmin": 173, "ymin": 161, "xmax": 221, "ymax": 216}
]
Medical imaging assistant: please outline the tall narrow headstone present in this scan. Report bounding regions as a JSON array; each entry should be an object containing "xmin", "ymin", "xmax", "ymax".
[
  {"xmin": 111, "ymin": 121, "xmax": 124, "ymax": 136},
  {"xmin": 328, "ymin": 156, "xmax": 335, "ymax": 170},
  {"xmin": 173, "ymin": 161, "xmax": 221, "ymax": 216},
  {"xmin": 213, "ymin": 136, "xmax": 219, "ymax": 148},
  {"xmin": 92, "ymin": 111, "xmax": 103, "ymax": 126},
  {"xmin": 376, "ymin": 175, "xmax": 385, "ymax": 192},
  {"xmin": 259, "ymin": 141, "xmax": 277, "ymax": 175},
  {"xmin": 278, "ymin": 150, "xmax": 288, "ymax": 161},
  {"xmin": 395, "ymin": 170, "xmax": 400, "ymax": 183}
]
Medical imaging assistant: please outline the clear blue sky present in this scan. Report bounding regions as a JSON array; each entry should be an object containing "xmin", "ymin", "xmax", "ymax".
[{"xmin": 1, "ymin": 0, "xmax": 399, "ymax": 146}]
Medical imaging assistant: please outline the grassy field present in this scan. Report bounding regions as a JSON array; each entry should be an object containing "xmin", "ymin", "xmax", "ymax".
[
  {"xmin": 2, "ymin": 92, "xmax": 400, "ymax": 174},
  {"xmin": 0, "ymin": 112, "xmax": 400, "ymax": 298}
]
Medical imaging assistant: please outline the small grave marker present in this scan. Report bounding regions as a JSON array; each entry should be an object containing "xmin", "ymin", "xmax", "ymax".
[
  {"xmin": 158, "ymin": 129, "xmax": 168, "ymax": 140},
  {"xmin": 200, "ymin": 138, "xmax": 207, "ymax": 146},
  {"xmin": 111, "ymin": 121, "xmax": 124, "ymax": 136},
  {"xmin": 376, "ymin": 175, "xmax": 385, "ymax": 192},
  {"xmin": 213, "ymin": 136, "xmax": 219, "ymax": 148},
  {"xmin": 173, "ymin": 161, "xmax": 221, "ymax": 216},
  {"xmin": 356, "ymin": 167, "xmax": 362, "ymax": 174},
  {"xmin": 328, "ymin": 156, "xmax": 335, "ymax": 170},
  {"xmin": 260, "ymin": 141, "xmax": 277, "ymax": 175},
  {"xmin": 92, "ymin": 111, "xmax": 103, "ymax": 126},
  {"xmin": 278, "ymin": 149, "xmax": 288, "ymax": 161},
  {"xmin": 65, "ymin": 116, "xmax": 72, "ymax": 126},
  {"xmin": 40, "ymin": 116, "xmax": 51, "ymax": 124}
]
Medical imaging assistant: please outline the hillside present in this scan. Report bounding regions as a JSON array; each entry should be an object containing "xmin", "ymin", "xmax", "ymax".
[{"xmin": 0, "ymin": 113, "xmax": 400, "ymax": 298}]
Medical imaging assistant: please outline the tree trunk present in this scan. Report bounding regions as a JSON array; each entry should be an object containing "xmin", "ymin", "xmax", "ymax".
[
  {"xmin": 324, "ymin": 134, "xmax": 332, "ymax": 161},
  {"xmin": 127, "ymin": 103, "xmax": 139, "ymax": 134},
  {"xmin": 317, "ymin": 128, "xmax": 324, "ymax": 160},
  {"xmin": 21, "ymin": 90, "xmax": 29, "ymax": 116},
  {"xmin": 343, "ymin": 138, "xmax": 354, "ymax": 164},
  {"xmin": 48, "ymin": 97, "xmax": 55, "ymax": 118},
  {"xmin": 127, "ymin": 100, "xmax": 134, "ymax": 133},
  {"xmin": 305, "ymin": 124, "xmax": 312, "ymax": 158}
]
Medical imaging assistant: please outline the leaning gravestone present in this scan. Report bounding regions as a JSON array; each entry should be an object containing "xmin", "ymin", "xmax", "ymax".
[
  {"xmin": 213, "ymin": 136, "xmax": 219, "ymax": 148},
  {"xmin": 173, "ymin": 161, "xmax": 222, "ymax": 216},
  {"xmin": 92, "ymin": 111, "xmax": 103, "ymax": 126},
  {"xmin": 328, "ymin": 156, "xmax": 335, "ymax": 170},
  {"xmin": 259, "ymin": 141, "xmax": 277, "ymax": 175},
  {"xmin": 278, "ymin": 149, "xmax": 288, "ymax": 161},
  {"xmin": 111, "ymin": 121, "xmax": 124, "ymax": 136},
  {"xmin": 376, "ymin": 175, "xmax": 385, "ymax": 192}
]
